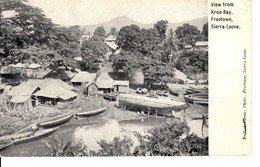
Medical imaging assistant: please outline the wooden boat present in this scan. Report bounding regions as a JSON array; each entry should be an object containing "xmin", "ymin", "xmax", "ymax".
[
  {"xmin": 156, "ymin": 90, "xmax": 163, "ymax": 96},
  {"xmin": 103, "ymin": 92, "xmax": 118, "ymax": 101},
  {"xmin": 75, "ymin": 107, "xmax": 106, "ymax": 117},
  {"xmin": 193, "ymin": 100, "xmax": 208, "ymax": 106},
  {"xmin": 162, "ymin": 90, "xmax": 169, "ymax": 97},
  {"xmin": 146, "ymin": 92, "xmax": 159, "ymax": 99},
  {"xmin": 0, "ymin": 141, "xmax": 14, "ymax": 151},
  {"xmin": 184, "ymin": 93, "xmax": 208, "ymax": 105},
  {"xmin": 168, "ymin": 88, "xmax": 180, "ymax": 96},
  {"xmin": 186, "ymin": 88, "xmax": 208, "ymax": 95},
  {"xmin": 0, "ymin": 127, "xmax": 59, "ymax": 145},
  {"xmin": 38, "ymin": 113, "xmax": 73, "ymax": 128},
  {"xmin": 118, "ymin": 94, "xmax": 189, "ymax": 117},
  {"xmin": 141, "ymin": 88, "xmax": 148, "ymax": 94},
  {"xmin": 136, "ymin": 87, "xmax": 142, "ymax": 94}
]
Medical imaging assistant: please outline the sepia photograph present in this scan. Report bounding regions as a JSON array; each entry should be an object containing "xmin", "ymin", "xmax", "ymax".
[{"xmin": 0, "ymin": 0, "xmax": 209, "ymax": 157}]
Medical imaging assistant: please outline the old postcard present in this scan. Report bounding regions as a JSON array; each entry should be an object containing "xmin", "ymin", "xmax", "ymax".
[{"xmin": 0, "ymin": 0, "xmax": 251, "ymax": 158}]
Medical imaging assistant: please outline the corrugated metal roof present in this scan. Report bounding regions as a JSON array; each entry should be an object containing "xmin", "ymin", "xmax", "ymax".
[{"xmin": 195, "ymin": 41, "xmax": 208, "ymax": 46}]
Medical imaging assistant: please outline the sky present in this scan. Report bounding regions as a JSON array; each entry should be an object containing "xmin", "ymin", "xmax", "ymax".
[{"xmin": 27, "ymin": 0, "xmax": 208, "ymax": 26}]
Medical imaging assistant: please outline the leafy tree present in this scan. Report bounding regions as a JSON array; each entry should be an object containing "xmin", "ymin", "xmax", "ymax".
[
  {"xmin": 81, "ymin": 37, "xmax": 107, "ymax": 71},
  {"xmin": 93, "ymin": 26, "xmax": 106, "ymax": 38},
  {"xmin": 112, "ymin": 51, "xmax": 142, "ymax": 76},
  {"xmin": 154, "ymin": 20, "xmax": 168, "ymax": 40},
  {"xmin": 175, "ymin": 24, "xmax": 201, "ymax": 45}
]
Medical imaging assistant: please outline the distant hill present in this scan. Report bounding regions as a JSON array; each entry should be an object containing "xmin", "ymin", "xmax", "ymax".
[{"xmin": 79, "ymin": 16, "xmax": 208, "ymax": 34}]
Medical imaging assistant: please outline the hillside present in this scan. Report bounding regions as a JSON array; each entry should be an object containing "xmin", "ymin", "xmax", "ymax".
[{"xmin": 80, "ymin": 16, "xmax": 208, "ymax": 34}]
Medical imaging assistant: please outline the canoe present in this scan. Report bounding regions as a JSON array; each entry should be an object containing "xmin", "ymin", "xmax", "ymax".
[
  {"xmin": 118, "ymin": 94, "xmax": 189, "ymax": 117},
  {"xmin": 186, "ymin": 88, "xmax": 208, "ymax": 95},
  {"xmin": 146, "ymin": 92, "xmax": 159, "ymax": 99},
  {"xmin": 168, "ymin": 88, "xmax": 179, "ymax": 96},
  {"xmin": 156, "ymin": 90, "xmax": 163, "ymax": 96},
  {"xmin": 184, "ymin": 93, "xmax": 208, "ymax": 104},
  {"xmin": 0, "ymin": 141, "xmax": 14, "ymax": 151},
  {"xmin": 0, "ymin": 127, "xmax": 59, "ymax": 145},
  {"xmin": 38, "ymin": 114, "xmax": 73, "ymax": 128},
  {"xmin": 141, "ymin": 88, "xmax": 148, "ymax": 94},
  {"xmin": 162, "ymin": 90, "xmax": 169, "ymax": 97},
  {"xmin": 14, "ymin": 127, "xmax": 59, "ymax": 145},
  {"xmin": 75, "ymin": 107, "xmax": 106, "ymax": 117},
  {"xmin": 193, "ymin": 100, "xmax": 208, "ymax": 106},
  {"xmin": 136, "ymin": 87, "xmax": 142, "ymax": 94},
  {"xmin": 103, "ymin": 92, "xmax": 118, "ymax": 101}
]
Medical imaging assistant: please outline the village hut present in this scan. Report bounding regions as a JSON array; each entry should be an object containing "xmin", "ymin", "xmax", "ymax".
[
  {"xmin": 70, "ymin": 71, "xmax": 96, "ymax": 86},
  {"xmin": 33, "ymin": 84, "xmax": 77, "ymax": 105},
  {"xmin": 43, "ymin": 69, "xmax": 72, "ymax": 82},
  {"xmin": 113, "ymin": 80, "xmax": 129, "ymax": 94},
  {"xmin": 174, "ymin": 69, "xmax": 188, "ymax": 84},
  {"xmin": 96, "ymin": 73, "xmax": 114, "ymax": 94},
  {"xmin": 85, "ymin": 82, "xmax": 98, "ymax": 96},
  {"xmin": 195, "ymin": 41, "xmax": 208, "ymax": 51},
  {"xmin": 9, "ymin": 84, "xmax": 40, "ymax": 112}
]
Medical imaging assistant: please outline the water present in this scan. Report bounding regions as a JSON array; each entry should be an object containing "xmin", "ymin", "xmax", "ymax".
[{"xmin": 0, "ymin": 110, "xmax": 208, "ymax": 156}]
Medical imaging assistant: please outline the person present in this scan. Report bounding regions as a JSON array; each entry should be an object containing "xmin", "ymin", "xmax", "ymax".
[{"xmin": 30, "ymin": 124, "xmax": 39, "ymax": 135}]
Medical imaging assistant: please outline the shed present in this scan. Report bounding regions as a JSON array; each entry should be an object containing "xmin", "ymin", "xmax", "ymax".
[
  {"xmin": 33, "ymin": 84, "xmax": 77, "ymax": 105},
  {"xmin": 113, "ymin": 80, "xmax": 129, "ymax": 94},
  {"xmin": 96, "ymin": 73, "xmax": 114, "ymax": 93},
  {"xmin": 85, "ymin": 82, "xmax": 98, "ymax": 96},
  {"xmin": 174, "ymin": 69, "xmax": 187, "ymax": 84},
  {"xmin": 70, "ymin": 72, "xmax": 96, "ymax": 86}
]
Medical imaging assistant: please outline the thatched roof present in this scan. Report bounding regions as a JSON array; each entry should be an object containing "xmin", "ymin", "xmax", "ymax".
[
  {"xmin": 33, "ymin": 84, "xmax": 77, "ymax": 100},
  {"xmin": 0, "ymin": 66, "xmax": 20, "ymax": 75},
  {"xmin": 96, "ymin": 73, "xmax": 114, "ymax": 88},
  {"xmin": 10, "ymin": 95, "xmax": 31, "ymax": 103},
  {"xmin": 174, "ymin": 69, "xmax": 187, "ymax": 81},
  {"xmin": 71, "ymin": 72, "xmax": 96, "ymax": 83}
]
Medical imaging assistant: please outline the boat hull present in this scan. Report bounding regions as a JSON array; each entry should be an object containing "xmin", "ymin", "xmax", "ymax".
[
  {"xmin": 184, "ymin": 93, "xmax": 208, "ymax": 105},
  {"xmin": 76, "ymin": 107, "xmax": 106, "ymax": 117},
  {"xmin": 103, "ymin": 93, "xmax": 117, "ymax": 101},
  {"xmin": 118, "ymin": 94, "xmax": 189, "ymax": 117},
  {"xmin": 14, "ymin": 127, "xmax": 59, "ymax": 145},
  {"xmin": 0, "ymin": 141, "xmax": 14, "ymax": 151},
  {"xmin": 38, "ymin": 114, "xmax": 73, "ymax": 128}
]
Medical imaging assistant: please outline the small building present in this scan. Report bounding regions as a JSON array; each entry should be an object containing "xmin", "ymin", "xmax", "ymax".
[
  {"xmin": 194, "ymin": 41, "xmax": 208, "ymax": 51},
  {"xmin": 43, "ymin": 69, "xmax": 72, "ymax": 82},
  {"xmin": 184, "ymin": 44, "xmax": 193, "ymax": 50},
  {"xmin": 85, "ymin": 82, "xmax": 98, "ymax": 96},
  {"xmin": 33, "ymin": 84, "xmax": 77, "ymax": 105},
  {"xmin": 70, "ymin": 71, "xmax": 96, "ymax": 86},
  {"xmin": 113, "ymin": 80, "xmax": 129, "ymax": 94},
  {"xmin": 130, "ymin": 69, "xmax": 144, "ymax": 85},
  {"xmin": 0, "ymin": 66, "xmax": 22, "ymax": 86},
  {"xmin": 96, "ymin": 73, "xmax": 114, "ymax": 94},
  {"xmin": 174, "ymin": 69, "xmax": 188, "ymax": 84}
]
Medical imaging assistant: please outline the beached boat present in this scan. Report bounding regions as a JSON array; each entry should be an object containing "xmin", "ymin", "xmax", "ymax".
[
  {"xmin": 0, "ymin": 141, "xmax": 14, "ymax": 151},
  {"xmin": 103, "ymin": 92, "xmax": 118, "ymax": 101},
  {"xmin": 38, "ymin": 114, "xmax": 73, "ymax": 128},
  {"xmin": 184, "ymin": 93, "xmax": 208, "ymax": 105},
  {"xmin": 146, "ymin": 92, "xmax": 159, "ymax": 99},
  {"xmin": 14, "ymin": 127, "xmax": 59, "ymax": 145},
  {"xmin": 75, "ymin": 107, "xmax": 106, "ymax": 117},
  {"xmin": 0, "ymin": 127, "xmax": 59, "ymax": 145},
  {"xmin": 141, "ymin": 88, "xmax": 148, "ymax": 94},
  {"xmin": 117, "ymin": 94, "xmax": 189, "ymax": 117},
  {"xmin": 156, "ymin": 90, "xmax": 163, "ymax": 96},
  {"xmin": 162, "ymin": 90, "xmax": 169, "ymax": 97},
  {"xmin": 193, "ymin": 100, "xmax": 208, "ymax": 106},
  {"xmin": 186, "ymin": 88, "xmax": 208, "ymax": 95},
  {"xmin": 136, "ymin": 87, "xmax": 142, "ymax": 94},
  {"xmin": 168, "ymin": 88, "xmax": 180, "ymax": 96}
]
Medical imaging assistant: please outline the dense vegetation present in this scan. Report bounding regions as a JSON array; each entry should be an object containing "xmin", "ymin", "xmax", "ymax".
[
  {"xmin": 112, "ymin": 20, "xmax": 208, "ymax": 87},
  {"xmin": 46, "ymin": 121, "xmax": 208, "ymax": 156},
  {"xmin": 0, "ymin": 0, "xmax": 81, "ymax": 68}
]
